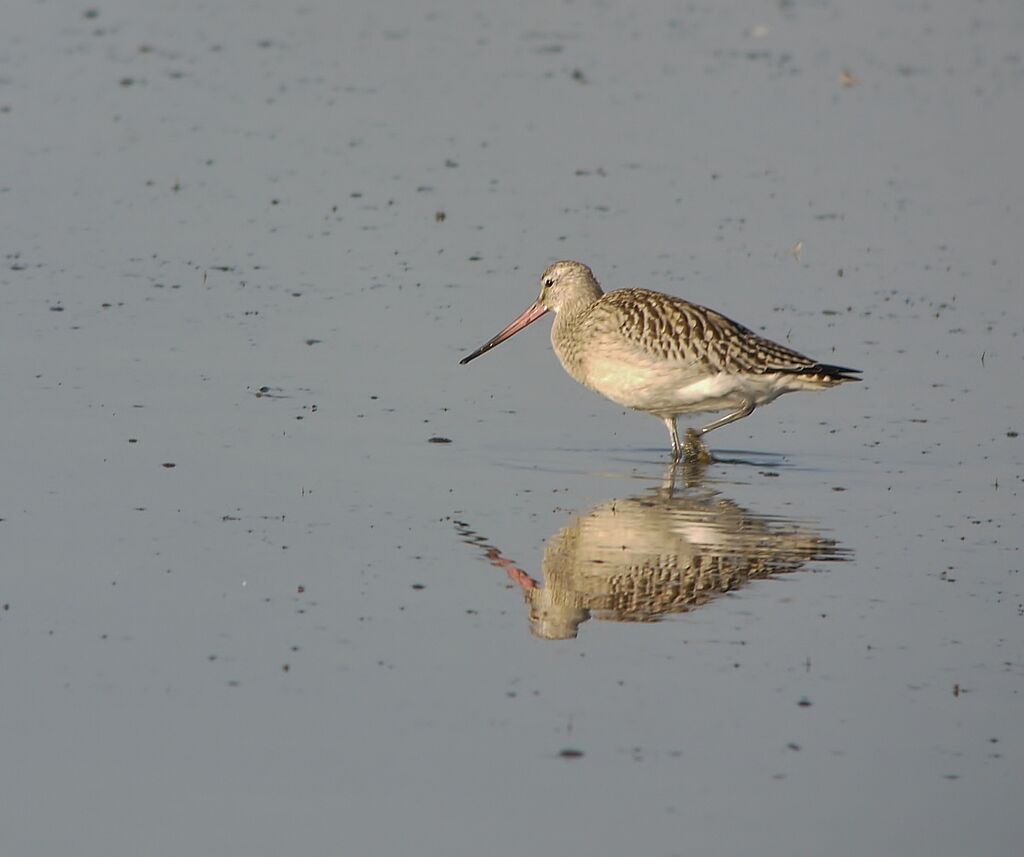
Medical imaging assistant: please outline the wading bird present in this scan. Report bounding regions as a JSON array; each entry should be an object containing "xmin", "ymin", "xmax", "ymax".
[{"xmin": 460, "ymin": 260, "xmax": 860, "ymax": 460}]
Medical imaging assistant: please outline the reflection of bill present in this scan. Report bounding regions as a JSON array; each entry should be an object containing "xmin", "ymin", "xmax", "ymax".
[{"xmin": 456, "ymin": 466, "xmax": 849, "ymax": 640}]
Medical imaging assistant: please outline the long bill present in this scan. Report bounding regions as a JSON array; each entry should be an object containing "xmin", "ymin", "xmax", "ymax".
[{"xmin": 459, "ymin": 301, "xmax": 549, "ymax": 364}]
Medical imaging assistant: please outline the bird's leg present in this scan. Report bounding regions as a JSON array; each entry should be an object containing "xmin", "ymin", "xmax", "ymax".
[
  {"xmin": 663, "ymin": 417, "xmax": 682, "ymax": 460},
  {"xmin": 682, "ymin": 428, "xmax": 713, "ymax": 463},
  {"xmin": 682, "ymin": 400, "xmax": 754, "ymax": 463},
  {"xmin": 696, "ymin": 400, "xmax": 756, "ymax": 436}
]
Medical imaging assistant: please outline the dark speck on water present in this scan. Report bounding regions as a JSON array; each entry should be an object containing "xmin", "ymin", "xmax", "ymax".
[
  {"xmin": 428, "ymin": 436, "xmax": 452, "ymax": 444},
  {"xmin": 559, "ymin": 748, "xmax": 584, "ymax": 759}
]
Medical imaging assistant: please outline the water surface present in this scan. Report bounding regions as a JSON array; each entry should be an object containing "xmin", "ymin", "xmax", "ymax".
[{"xmin": 2, "ymin": 1, "xmax": 1022, "ymax": 855}]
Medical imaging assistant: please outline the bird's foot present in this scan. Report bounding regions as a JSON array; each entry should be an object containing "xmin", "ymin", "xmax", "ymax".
[{"xmin": 682, "ymin": 428, "xmax": 713, "ymax": 464}]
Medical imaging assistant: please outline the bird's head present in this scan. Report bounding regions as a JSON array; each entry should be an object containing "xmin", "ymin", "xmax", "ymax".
[{"xmin": 536, "ymin": 260, "xmax": 603, "ymax": 313}]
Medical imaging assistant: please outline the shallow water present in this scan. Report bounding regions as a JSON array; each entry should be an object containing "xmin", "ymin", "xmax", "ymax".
[{"xmin": 2, "ymin": 1, "xmax": 1022, "ymax": 855}]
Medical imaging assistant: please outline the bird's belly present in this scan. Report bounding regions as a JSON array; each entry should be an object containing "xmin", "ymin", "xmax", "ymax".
[{"xmin": 580, "ymin": 356, "xmax": 788, "ymax": 417}]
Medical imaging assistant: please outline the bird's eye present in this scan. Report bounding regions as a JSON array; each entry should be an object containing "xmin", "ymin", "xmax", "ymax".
[{"xmin": 544, "ymin": 278, "xmax": 554, "ymax": 287}]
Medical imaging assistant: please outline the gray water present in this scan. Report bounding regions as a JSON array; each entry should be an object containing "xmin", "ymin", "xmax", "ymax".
[{"xmin": 2, "ymin": 1, "xmax": 1022, "ymax": 855}]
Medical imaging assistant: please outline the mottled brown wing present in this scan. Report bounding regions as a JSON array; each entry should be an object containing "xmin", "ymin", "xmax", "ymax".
[{"xmin": 584, "ymin": 288, "xmax": 822, "ymax": 375}]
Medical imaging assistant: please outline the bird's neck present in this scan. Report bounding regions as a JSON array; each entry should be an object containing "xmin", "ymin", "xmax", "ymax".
[
  {"xmin": 555, "ymin": 280, "xmax": 603, "ymax": 322},
  {"xmin": 550, "ymin": 287, "xmax": 603, "ymax": 384}
]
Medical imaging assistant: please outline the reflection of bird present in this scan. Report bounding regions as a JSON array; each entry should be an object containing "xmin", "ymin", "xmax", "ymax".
[
  {"xmin": 460, "ymin": 260, "xmax": 860, "ymax": 460},
  {"xmin": 456, "ymin": 464, "xmax": 848, "ymax": 640}
]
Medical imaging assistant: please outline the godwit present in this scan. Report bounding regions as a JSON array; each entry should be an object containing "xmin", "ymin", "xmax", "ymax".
[{"xmin": 460, "ymin": 260, "xmax": 860, "ymax": 460}]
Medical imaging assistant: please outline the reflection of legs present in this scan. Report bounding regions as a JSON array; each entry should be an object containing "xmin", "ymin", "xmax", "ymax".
[
  {"xmin": 660, "ymin": 457, "xmax": 708, "ymax": 495},
  {"xmin": 660, "ymin": 460, "xmax": 679, "ymax": 495},
  {"xmin": 663, "ymin": 417, "xmax": 682, "ymax": 460}
]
